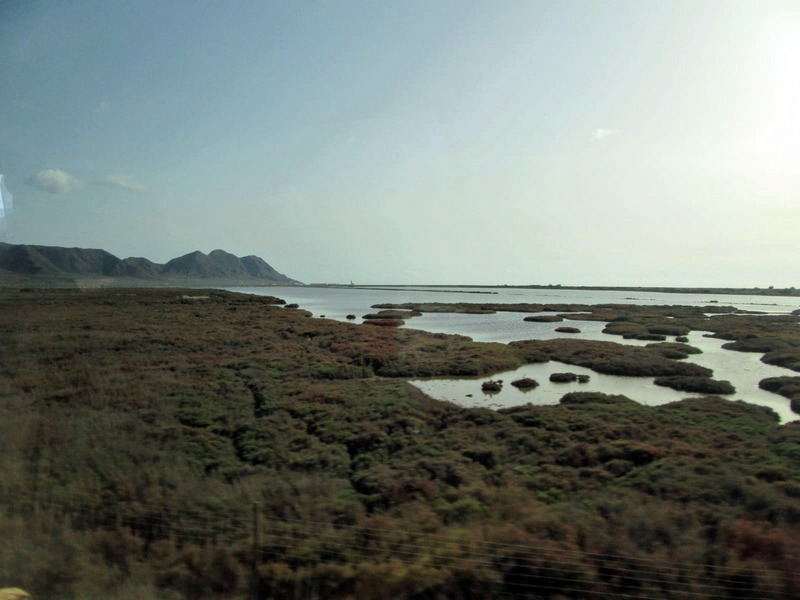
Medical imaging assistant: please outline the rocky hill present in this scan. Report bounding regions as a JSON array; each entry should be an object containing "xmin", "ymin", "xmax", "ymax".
[{"xmin": 0, "ymin": 242, "xmax": 302, "ymax": 286}]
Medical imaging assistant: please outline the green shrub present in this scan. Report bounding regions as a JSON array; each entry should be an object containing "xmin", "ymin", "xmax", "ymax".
[
  {"xmin": 523, "ymin": 315, "xmax": 562, "ymax": 322},
  {"xmin": 758, "ymin": 376, "xmax": 800, "ymax": 400},
  {"xmin": 793, "ymin": 398, "xmax": 800, "ymax": 415},
  {"xmin": 762, "ymin": 350, "xmax": 800, "ymax": 372},
  {"xmin": 723, "ymin": 337, "xmax": 789, "ymax": 353},
  {"xmin": 559, "ymin": 392, "xmax": 635, "ymax": 405},
  {"xmin": 463, "ymin": 448, "xmax": 497, "ymax": 469},
  {"xmin": 482, "ymin": 379, "xmax": 503, "ymax": 392},
  {"xmin": 653, "ymin": 376, "xmax": 735, "ymax": 394},
  {"xmin": 628, "ymin": 333, "xmax": 667, "ymax": 341},
  {"xmin": 646, "ymin": 342, "xmax": 702, "ymax": 360},
  {"xmin": 648, "ymin": 324, "xmax": 691, "ymax": 336},
  {"xmin": 510, "ymin": 338, "xmax": 713, "ymax": 377},
  {"xmin": 362, "ymin": 309, "xmax": 422, "ymax": 319},
  {"xmin": 510, "ymin": 377, "xmax": 539, "ymax": 389},
  {"xmin": 550, "ymin": 372, "xmax": 578, "ymax": 383},
  {"xmin": 363, "ymin": 319, "xmax": 405, "ymax": 327}
]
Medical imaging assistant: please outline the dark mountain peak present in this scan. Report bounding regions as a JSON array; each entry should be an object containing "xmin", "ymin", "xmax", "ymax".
[
  {"xmin": 111, "ymin": 256, "xmax": 163, "ymax": 278},
  {"xmin": 241, "ymin": 254, "xmax": 284, "ymax": 280},
  {"xmin": 0, "ymin": 242, "xmax": 302, "ymax": 285},
  {"xmin": 0, "ymin": 242, "xmax": 121, "ymax": 276},
  {"xmin": 38, "ymin": 245, "xmax": 121, "ymax": 275},
  {"xmin": 162, "ymin": 251, "xmax": 221, "ymax": 277},
  {"xmin": 0, "ymin": 243, "xmax": 56, "ymax": 275},
  {"xmin": 206, "ymin": 249, "xmax": 250, "ymax": 275},
  {"xmin": 208, "ymin": 249, "xmax": 235, "ymax": 258}
]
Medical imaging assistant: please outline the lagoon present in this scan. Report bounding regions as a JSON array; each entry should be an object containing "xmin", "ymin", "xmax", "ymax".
[{"xmin": 233, "ymin": 285, "xmax": 800, "ymax": 422}]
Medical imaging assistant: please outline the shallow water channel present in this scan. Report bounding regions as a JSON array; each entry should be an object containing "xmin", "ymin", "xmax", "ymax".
[
  {"xmin": 408, "ymin": 319, "xmax": 798, "ymax": 423},
  {"xmin": 235, "ymin": 286, "xmax": 799, "ymax": 423},
  {"xmin": 409, "ymin": 330, "xmax": 796, "ymax": 423}
]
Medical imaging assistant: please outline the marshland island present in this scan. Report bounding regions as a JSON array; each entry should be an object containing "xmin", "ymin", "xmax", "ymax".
[{"xmin": 2, "ymin": 247, "xmax": 800, "ymax": 598}]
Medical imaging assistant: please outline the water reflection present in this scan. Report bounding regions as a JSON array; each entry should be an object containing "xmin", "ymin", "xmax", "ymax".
[
  {"xmin": 410, "ymin": 330, "xmax": 795, "ymax": 423},
  {"xmin": 402, "ymin": 311, "xmax": 653, "ymax": 346},
  {"xmin": 411, "ymin": 361, "xmax": 691, "ymax": 410},
  {"xmin": 234, "ymin": 286, "xmax": 798, "ymax": 423},
  {"xmin": 236, "ymin": 285, "xmax": 800, "ymax": 317}
]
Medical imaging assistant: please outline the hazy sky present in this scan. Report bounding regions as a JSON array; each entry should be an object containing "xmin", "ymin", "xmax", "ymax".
[{"xmin": 1, "ymin": 1, "xmax": 798, "ymax": 286}]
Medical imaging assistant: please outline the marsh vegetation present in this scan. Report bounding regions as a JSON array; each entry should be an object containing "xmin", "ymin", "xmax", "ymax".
[
  {"xmin": 523, "ymin": 315, "xmax": 563, "ymax": 322},
  {"xmin": 510, "ymin": 377, "xmax": 539, "ymax": 389},
  {"xmin": 2, "ymin": 289, "xmax": 800, "ymax": 598}
]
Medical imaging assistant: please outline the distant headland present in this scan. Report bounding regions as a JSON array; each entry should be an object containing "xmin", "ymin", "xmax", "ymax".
[
  {"xmin": 311, "ymin": 283, "xmax": 799, "ymax": 298},
  {"xmin": 0, "ymin": 242, "xmax": 303, "ymax": 287}
]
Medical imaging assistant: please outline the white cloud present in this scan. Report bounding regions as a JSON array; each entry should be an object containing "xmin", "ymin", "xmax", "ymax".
[
  {"xmin": 593, "ymin": 128, "xmax": 619, "ymax": 140},
  {"xmin": 96, "ymin": 174, "xmax": 149, "ymax": 193},
  {"xmin": 28, "ymin": 169, "xmax": 85, "ymax": 193},
  {"xmin": 96, "ymin": 100, "xmax": 111, "ymax": 116}
]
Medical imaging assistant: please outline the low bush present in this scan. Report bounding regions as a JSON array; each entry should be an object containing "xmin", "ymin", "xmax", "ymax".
[
  {"xmin": 559, "ymin": 392, "xmax": 635, "ymax": 405},
  {"xmin": 648, "ymin": 324, "xmax": 691, "ymax": 336},
  {"xmin": 759, "ymin": 377, "xmax": 800, "ymax": 409},
  {"xmin": 762, "ymin": 350, "xmax": 800, "ymax": 372},
  {"xmin": 653, "ymin": 376, "xmax": 735, "ymax": 394},
  {"xmin": 362, "ymin": 310, "xmax": 422, "ymax": 320},
  {"xmin": 511, "ymin": 377, "xmax": 539, "ymax": 389},
  {"xmin": 363, "ymin": 319, "xmax": 405, "ymax": 327},
  {"xmin": 510, "ymin": 339, "xmax": 713, "ymax": 378},
  {"xmin": 629, "ymin": 333, "xmax": 667, "ymax": 341},
  {"xmin": 646, "ymin": 342, "xmax": 703, "ymax": 360},
  {"xmin": 550, "ymin": 372, "xmax": 578, "ymax": 383},
  {"xmin": 602, "ymin": 322, "xmax": 647, "ymax": 337},
  {"xmin": 523, "ymin": 315, "xmax": 562, "ymax": 322},
  {"xmin": 482, "ymin": 380, "xmax": 503, "ymax": 392},
  {"xmin": 722, "ymin": 337, "xmax": 790, "ymax": 353}
]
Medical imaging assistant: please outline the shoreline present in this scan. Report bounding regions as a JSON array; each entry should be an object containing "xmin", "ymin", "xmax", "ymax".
[{"xmin": 308, "ymin": 283, "xmax": 800, "ymax": 298}]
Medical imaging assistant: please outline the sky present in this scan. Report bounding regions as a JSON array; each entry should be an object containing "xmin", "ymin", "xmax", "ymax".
[{"xmin": 1, "ymin": 0, "xmax": 799, "ymax": 287}]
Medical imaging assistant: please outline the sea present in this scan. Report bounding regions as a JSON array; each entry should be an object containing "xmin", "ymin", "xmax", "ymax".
[{"xmin": 230, "ymin": 286, "xmax": 800, "ymax": 423}]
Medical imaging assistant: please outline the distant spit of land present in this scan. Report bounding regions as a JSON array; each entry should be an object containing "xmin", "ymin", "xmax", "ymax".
[{"xmin": 312, "ymin": 283, "xmax": 800, "ymax": 297}]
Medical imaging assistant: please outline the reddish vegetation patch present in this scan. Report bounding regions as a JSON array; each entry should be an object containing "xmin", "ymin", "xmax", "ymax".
[
  {"xmin": 510, "ymin": 338, "xmax": 713, "ymax": 378},
  {"xmin": 2, "ymin": 288, "xmax": 800, "ymax": 599},
  {"xmin": 363, "ymin": 319, "xmax": 405, "ymax": 327}
]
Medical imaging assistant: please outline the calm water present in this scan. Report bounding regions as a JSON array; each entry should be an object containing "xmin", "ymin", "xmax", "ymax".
[{"xmin": 232, "ymin": 286, "xmax": 799, "ymax": 422}]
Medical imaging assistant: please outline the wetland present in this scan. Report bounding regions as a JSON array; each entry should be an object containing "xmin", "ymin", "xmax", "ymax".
[
  {"xmin": 244, "ymin": 286, "xmax": 800, "ymax": 422},
  {"xmin": 2, "ymin": 286, "xmax": 800, "ymax": 599}
]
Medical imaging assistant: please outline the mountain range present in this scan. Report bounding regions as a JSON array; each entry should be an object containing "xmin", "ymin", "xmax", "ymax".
[{"xmin": 0, "ymin": 242, "xmax": 302, "ymax": 285}]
